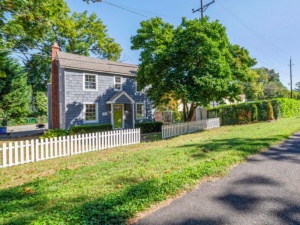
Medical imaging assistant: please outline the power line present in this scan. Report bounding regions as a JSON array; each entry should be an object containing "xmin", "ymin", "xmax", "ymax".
[
  {"xmin": 221, "ymin": 15, "xmax": 290, "ymax": 87},
  {"xmin": 106, "ymin": 2, "xmax": 178, "ymax": 20},
  {"xmin": 101, "ymin": 1, "xmax": 150, "ymax": 18},
  {"xmin": 216, "ymin": 1, "xmax": 289, "ymax": 61}
]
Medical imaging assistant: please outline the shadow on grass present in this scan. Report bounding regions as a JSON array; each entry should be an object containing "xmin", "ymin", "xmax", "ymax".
[
  {"xmin": 177, "ymin": 134, "xmax": 300, "ymax": 160},
  {"xmin": 1, "ymin": 133, "xmax": 300, "ymax": 224},
  {"xmin": 0, "ymin": 171, "xmax": 195, "ymax": 224}
]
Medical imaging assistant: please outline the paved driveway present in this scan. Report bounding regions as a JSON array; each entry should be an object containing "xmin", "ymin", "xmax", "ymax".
[
  {"xmin": 135, "ymin": 132, "xmax": 300, "ymax": 225},
  {"xmin": 1, "ymin": 124, "xmax": 48, "ymax": 139}
]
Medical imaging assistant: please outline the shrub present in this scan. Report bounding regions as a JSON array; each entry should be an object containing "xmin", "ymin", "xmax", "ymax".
[
  {"xmin": 252, "ymin": 104, "xmax": 258, "ymax": 121},
  {"xmin": 275, "ymin": 98, "xmax": 300, "ymax": 118},
  {"xmin": 208, "ymin": 98, "xmax": 300, "ymax": 126},
  {"xmin": 135, "ymin": 121, "xmax": 163, "ymax": 134},
  {"xmin": 69, "ymin": 124, "xmax": 113, "ymax": 135},
  {"xmin": 40, "ymin": 129, "xmax": 69, "ymax": 139},
  {"xmin": 266, "ymin": 101, "xmax": 275, "ymax": 121}
]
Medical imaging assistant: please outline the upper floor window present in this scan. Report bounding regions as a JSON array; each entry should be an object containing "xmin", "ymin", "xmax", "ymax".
[
  {"xmin": 114, "ymin": 76, "xmax": 122, "ymax": 91},
  {"xmin": 84, "ymin": 74, "xmax": 97, "ymax": 90}
]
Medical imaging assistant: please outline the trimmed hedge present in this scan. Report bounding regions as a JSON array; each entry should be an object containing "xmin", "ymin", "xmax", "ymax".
[
  {"xmin": 135, "ymin": 121, "xmax": 163, "ymax": 134},
  {"xmin": 69, "ymin": 124, "xmax": 113, "ymax": 135},
  {"xmin": 208, "ymin": 98, "xmax": 300, "ymax": 126},
  {"xmin": 40, "ymin": 129, "xmax": 69, "ymax": 139}
]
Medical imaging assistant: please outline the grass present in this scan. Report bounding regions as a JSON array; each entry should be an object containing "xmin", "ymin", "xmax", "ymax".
[
  {"xmin": 141, "ymin": 132, "xmax": 162, "ymax": 142},
  {"xmin": 1, "ymin": 118, "xmax": 300, "ymax": 224}
]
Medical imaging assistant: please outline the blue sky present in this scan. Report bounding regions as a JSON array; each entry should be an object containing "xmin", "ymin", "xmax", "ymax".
[{"xmin": 65, "ymin": 0, "xmax": 300, "ymax": 88}]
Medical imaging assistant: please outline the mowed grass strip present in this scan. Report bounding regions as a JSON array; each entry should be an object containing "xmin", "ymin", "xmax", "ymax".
[{"xmin": 1, "ymin": 117, "xmax": 300, "ymax": 224}]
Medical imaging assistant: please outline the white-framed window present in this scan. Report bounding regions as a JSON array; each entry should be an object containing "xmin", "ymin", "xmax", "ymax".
[
  {"xmin": 83, "ymin": 103, "xmax": 98, "ymax": 123},
  {"xmin": 135, "ymin": 82, "xmax": 145, "ymax": 93},
  {"xmin": 83, "ymin": 74, "xmax": 97, "ymax": 90},
  {"xmin": 114, "ymin": 76, "xmax": 122, "ymax": 91},
  {"xmin": 136, "ymin": 103, "xmax": 146, "ymax": 120}
]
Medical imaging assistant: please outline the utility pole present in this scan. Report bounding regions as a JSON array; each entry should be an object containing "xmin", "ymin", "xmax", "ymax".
[
  {"xmin": 192, "ymin": 0, "xmax": 215, "ymax": 18},
  {"xmin": 289, "ymin": 57, "xmax": 293, "ymax": 98}
]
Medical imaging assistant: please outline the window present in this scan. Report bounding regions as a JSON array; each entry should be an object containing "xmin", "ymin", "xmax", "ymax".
[
  {"xmin": 84, "ymin": 74, "xmax": 97, "ymax": 90},
  {"xmin": 114, "ymin": 76, "xmax": 122, "ymax": 91},
  {"xmin": 84, "ymin": 103, "xmax": 98, "ymax": 123},
  {"xmin": 136, "ymin": 103, "xmax": 146, "ymax": 120}
]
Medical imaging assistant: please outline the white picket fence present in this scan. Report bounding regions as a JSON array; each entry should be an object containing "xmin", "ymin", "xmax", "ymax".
[
  {"xmin": 0, "ymin": 129, "xmax": 140, "ymax": 168},
  {"xmin": 162, "ymin": 118, "xmax": 220, "ymax": 139}
]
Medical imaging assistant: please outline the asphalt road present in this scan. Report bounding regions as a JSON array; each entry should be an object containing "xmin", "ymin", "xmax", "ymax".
[{"xmin": 135, "ymin": 132, "xmax": 300, "ymax": 225}]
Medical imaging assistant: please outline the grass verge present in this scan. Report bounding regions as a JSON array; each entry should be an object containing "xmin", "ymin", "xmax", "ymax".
[{"xmin": 1, "ymin": 118, "xmax": 300, "ymax": 224}]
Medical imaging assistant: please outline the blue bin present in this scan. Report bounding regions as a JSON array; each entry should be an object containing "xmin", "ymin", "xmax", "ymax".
[{"xmin": 0, "ymin": 127, "xmax": 6, "ymax": 134}]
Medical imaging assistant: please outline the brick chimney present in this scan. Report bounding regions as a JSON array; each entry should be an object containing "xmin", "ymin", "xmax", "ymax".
[{"xmin": 51, "ymin": 42, "xmax": 61, "ymax": 129}]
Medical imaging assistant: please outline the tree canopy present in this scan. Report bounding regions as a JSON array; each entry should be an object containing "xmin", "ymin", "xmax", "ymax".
[
  {"xmin": 0, "ymin": 56, "xmax": 31, "ymax": 122},
  {"xmin": 131, "ymin": 17, "xmax": 256, "ymax": 121},
  {"xmin": 243, "ymin": 67, "xmax": 289, "ymax": 101},
  {"xmin": 0, "ymin": 1, "xmax": 122, "ymax": 119}
]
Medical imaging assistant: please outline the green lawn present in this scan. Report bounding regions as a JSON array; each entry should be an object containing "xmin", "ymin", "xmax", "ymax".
[{"xmin": 1, "ymin": 118, "xmax": 300, "ymax": 224}]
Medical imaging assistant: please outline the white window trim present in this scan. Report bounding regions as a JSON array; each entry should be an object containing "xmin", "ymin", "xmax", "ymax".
[
  {"xmin": 135, "ymin": 81, "xmax": 145, "ymax": 93},
  {"xmin": 136, "ymin": 103, "xmax": 146, "ymax": 120},
  {"xmin": 83, "ymin": 73, "xmax": 98, "ymax": 91},
  {"xmin": 114, "ymin": 76, "xmax": 122, "ymax": 91},
  {"xmin": 83, "ymin": 102, "xmax": 99, "ymax": 124}
]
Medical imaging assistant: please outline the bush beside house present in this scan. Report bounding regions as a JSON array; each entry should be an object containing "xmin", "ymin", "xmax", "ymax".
[
  {"xmin": 135, "ymin": 121, "xmax": 163, "ymax": 134},
  {"xmin": 208, "ymin": 98, "xmax": 300, "ymax": 125},
  {"xmin": 41, "ymin": 124, "xmax": 113, "ymax": 139},
  {"xmin": 69, "ymin": 124, "xmax": 113, "ymax": 135}
]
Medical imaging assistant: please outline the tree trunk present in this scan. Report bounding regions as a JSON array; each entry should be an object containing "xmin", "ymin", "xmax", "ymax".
[{"xmin": 186, "ymin": 103, "xmax": 196, "ymax": 122}]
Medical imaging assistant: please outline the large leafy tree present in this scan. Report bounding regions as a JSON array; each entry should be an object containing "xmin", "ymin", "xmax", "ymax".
[
  {"xmin": 0, "ymin": 0, "xmax": 70, "ymax": 50},
  {"xmin": 0, "ymin": 56, "xmax": 31, "ymax": 122},
  {"xmin": 25, "ymin": 11, "xmax": 122, "ymax": 93},
  {"xmin": 131, "ymin": 17, "xmax": 256, "ymax": 121},
  {"xmin": 253, "ymin": 67, "xmax": 289, "ymax": 100},
  {"xmin": 1, "ymin": 2, "xmax": 122, "ymax": 117}
]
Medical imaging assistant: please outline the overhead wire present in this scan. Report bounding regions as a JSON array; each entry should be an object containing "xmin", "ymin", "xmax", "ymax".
[
  {"xmin": 215, "ymin": 2, "xmax": 292, "ymax": 87},
  {"xmin": 100, "ymin": 1, "xmax": 150, "ymax": 18},
  {"xmin": 216, "ymin": 1, "xmax": 289, "ymax": 60}
]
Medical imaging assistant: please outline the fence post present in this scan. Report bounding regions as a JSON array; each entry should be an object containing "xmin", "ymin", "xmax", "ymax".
[
  {"xmin": 2, "ymin": 143, "xmax": 7, "ymax": 168},
  {"xmin": 35, "ymin": 139, "xmax": 39, "ymax": 161},
  {"xmin": 45, "ymin": 138, "xmax": 49, "ymax": 159},
  {"xmin": 30, "ymin": 139, "xmax": 35, "ymax": 163},
  {"xmin": 62, "ymin": 136, "xmax": 66, "ymax": 156},
  {"xmin": 14, "ymin": 142, "xmax": 19, "ymax": 165},
  {"xmin": 40, "ymin": 139, "xmax": 44, "ymax": 161},
  {"xmin": 25, "ymin": 140, "xmax": 30, "ymax": 162},
  {"xmin": 50, "ymin": 138, "xmax": 53, "ymax": 158},
  {"xmin": 20, "ymin": 141, "xmax": 24, "ymax": 164}
]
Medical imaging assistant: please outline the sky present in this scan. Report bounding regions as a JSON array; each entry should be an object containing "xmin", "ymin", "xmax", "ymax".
[{"xmin": 65, "ymin": 0, "xmax": 300, "ymax": 89}]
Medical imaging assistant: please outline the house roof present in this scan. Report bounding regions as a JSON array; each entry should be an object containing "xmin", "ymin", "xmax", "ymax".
[
  {"xmin": 57, "ymin": 51, "xmax": 137, "ymax": 76},
  {"xmin": 106, "ymin": 91, "xmax": 135, "ymax": 104}
]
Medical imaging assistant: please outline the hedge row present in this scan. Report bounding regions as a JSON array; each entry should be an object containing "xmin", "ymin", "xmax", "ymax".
[
  {"xmin": 207, "ymin": 98, "xmax": 300, "ymax": 126},
  {"xmin": 41, "ymin": 121, "xmax": 164, "ymax": 139},
  {"xmin": 40, "ymin": 124, "xmax": 113, "ymax": 139},
  {"xmin": 69, "ymin": 124, "xmax": 113, "ymax": 135},
  {"xmin": 135, "ymin": 121, "xmax": 163, "ymax": 134}
]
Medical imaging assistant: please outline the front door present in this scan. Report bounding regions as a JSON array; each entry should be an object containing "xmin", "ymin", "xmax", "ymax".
[{"xmin": 113, "ymin": 104, "xmax": 123, "ymax": 128}]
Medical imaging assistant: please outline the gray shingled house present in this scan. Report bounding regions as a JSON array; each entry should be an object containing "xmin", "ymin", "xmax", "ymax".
[{"xmin": 48, "ymin": 43, "xmax": 154, "ymax": 130}]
